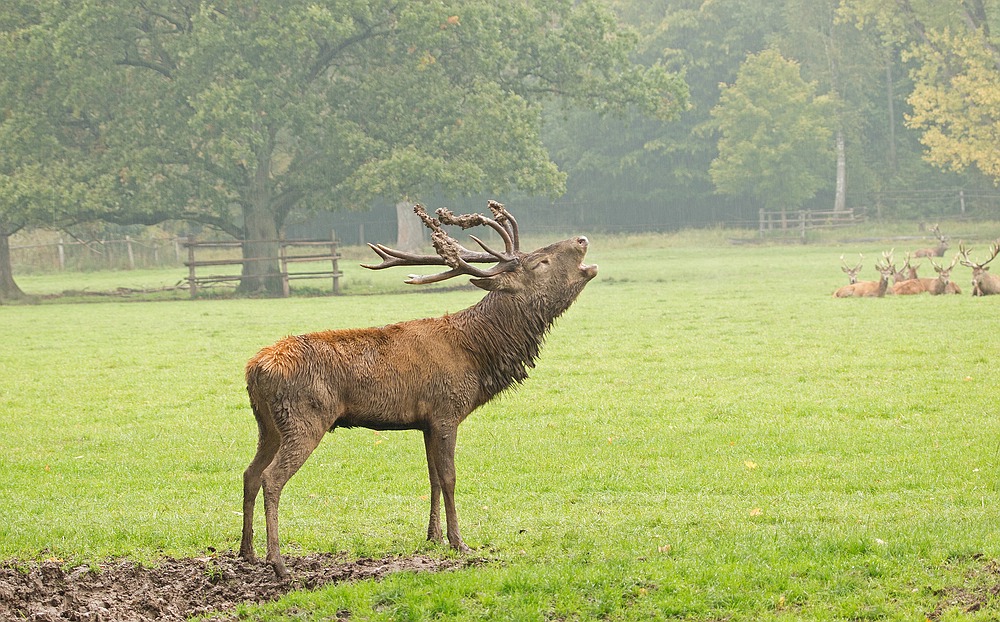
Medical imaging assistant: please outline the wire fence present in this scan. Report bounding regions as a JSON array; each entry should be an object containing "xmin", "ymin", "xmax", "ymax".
[{"xmin": 11, "ymin": 236, "xmax": 189, "ymax": 273}]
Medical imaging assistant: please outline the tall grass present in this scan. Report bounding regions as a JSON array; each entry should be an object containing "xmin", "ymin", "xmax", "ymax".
[{"xmin": 2, "ymin": 233, "xmax": 1000, "ymax": 620}]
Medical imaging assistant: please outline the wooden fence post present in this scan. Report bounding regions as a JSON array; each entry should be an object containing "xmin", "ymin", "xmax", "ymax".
[
  {"xmin": 187, "ymin": 238, "xmax": 198, "ymax": 297},
  {"xmin": 126, "ymin": 236, "xmax": 135, "ymax": 270},
  {"xmin": 279, "ymin": 239, "xmax": 290, "ymax": 297},
  {"xmin": 331, "ymin": 230, "xmax": 341, "ymax": 295},
  {"xmin": 58, "ymin": 238, "xmax": 65, "ymax": 270}
]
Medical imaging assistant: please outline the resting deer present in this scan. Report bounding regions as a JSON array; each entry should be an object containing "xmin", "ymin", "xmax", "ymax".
[
  {"xmin": 913, "ymin": 224, "xmax": 948, "ymax": 258},
  {"xmin": 926, "ymin": 255, "xmax": 962, "ymax": 295},
  {"xmin": 834, "ymin": 251, "xmax": 895, "ymax": 298},
  {"xmin": 959, "ymin": 241, "xmax": 1000, "ymax": 296},
  {"xmin": 840, "ymin": 254, "xmax": 863, "ymax": 284},
  {"xmin": 240, "ymin": 201, "xmax": 598, "ymax": 579}
]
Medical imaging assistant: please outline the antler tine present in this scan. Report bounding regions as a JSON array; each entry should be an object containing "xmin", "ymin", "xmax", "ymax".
[
  {"xmin": 985, "ymin": 240, "xmax": 1000, "ymax": 266},
  {"xmin": 487, "ymin": 200, "xmax": 520, "ymax": 251},
  {"xmin": 959, "ymin": 241, "xmax": 975, "ymax": 267},
  {"xmin": 361, "ymin": 242, "xmax": 448, "ymax": 270}
]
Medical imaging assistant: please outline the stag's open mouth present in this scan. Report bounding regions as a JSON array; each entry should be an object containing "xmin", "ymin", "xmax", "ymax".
[{"xmin": 575, "ymin": 236, "xmax": 598, "ymax": 280}]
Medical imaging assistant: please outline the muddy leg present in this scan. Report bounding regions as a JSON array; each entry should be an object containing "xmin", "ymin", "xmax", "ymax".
[
  {"xmin": 261, "ymin": 432, "xmax": 324, "ymax": 580},
  {"xmin": 427, "ymin": 424, "xmax": 470, "ymax": 553},
  {"xmin": 423, "ymin": 429, "xmax": 443, "ymax": 543},
  {"xmin": 240, "ymin": 418, "xmax": 280, "ymax": 562}
]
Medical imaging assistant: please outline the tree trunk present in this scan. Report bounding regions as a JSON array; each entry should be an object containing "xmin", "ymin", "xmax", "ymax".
[
  {"xmin": 239, "ymin": 205, "xmax": 282, "ymax": 295},
  {"xmin": 885, "ymin": 55, "xmax": 898, "ymax": 173},
  {"xmin": 0, "ymin": 231, "xmax": 27, "ymax": 302},
  {"xmin": 395, "ymin": 198, "xmax": 424, "ymax": 252},
  {"xmin": 834, "ymin": 129, "xmax": 846, "ymax": 212},
  {"xmin": 237, "ymin": 123, "xmax": 283, "ymax": 296}
]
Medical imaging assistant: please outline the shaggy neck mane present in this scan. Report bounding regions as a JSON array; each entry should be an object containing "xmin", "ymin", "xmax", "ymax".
[
  {"xmin": 453, "ymin": 290, "xmax": 560, "ymax": 404},
  {"xmin": 452, "ymin": 281, "xmax": 586, "ymax": 405}
]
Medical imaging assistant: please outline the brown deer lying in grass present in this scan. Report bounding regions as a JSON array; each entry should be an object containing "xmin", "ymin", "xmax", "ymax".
[
  {"xmin": 240, "ymin": 201, "xmax": 598, "ymax": 579},
  {"xmin": 892, "ymin": 252, "xmax": 960, "ymax": 295},
  {"xmin": 834, "ymin": 251, "xmax": 895, "ymax": 297},
  {"xmin": 926, "ymin": 255, "xmax": 962, "ymax": 295},
  {"xmin": 839, "ymin": 254, "xmax": 863, "ymax": 285},
  {"xmin": 913, "ymin": 224, "xmax": 949, "ymax": 258},
  {"xmin": 959, "ymin": 241, "xmax": 1000, "ymax": 296}
]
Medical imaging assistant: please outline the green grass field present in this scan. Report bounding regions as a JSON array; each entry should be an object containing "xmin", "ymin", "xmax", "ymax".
[{"xmin": 2, "ymin": 229, "xmax": 1000, "ymax": 620}]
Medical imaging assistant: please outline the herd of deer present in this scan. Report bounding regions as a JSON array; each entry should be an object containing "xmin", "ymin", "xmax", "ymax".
[{"xmin": 833, "ymin": 225, "xmax": 1000, "ymax": 298}]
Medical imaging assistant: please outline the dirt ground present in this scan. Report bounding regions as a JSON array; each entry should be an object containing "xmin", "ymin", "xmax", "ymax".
[{"xmin": 0, "ymin": 550, "xmax": 469, "ymax": 621}]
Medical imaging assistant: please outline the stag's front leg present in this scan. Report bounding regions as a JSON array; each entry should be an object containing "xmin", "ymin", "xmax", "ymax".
[
  {"xmin": 426, "ymin": 423, "xmax": 471, "ymax": 553},
  {"xmin": 422, "ymin": 429, "xmax": 443, "ymax": 544}
]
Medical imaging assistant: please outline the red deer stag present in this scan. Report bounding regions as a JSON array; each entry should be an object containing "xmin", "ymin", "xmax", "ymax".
[
  {"xmin": 891, "ymin": 253, "xmax": 927, "ymax": 295},
  {"xmin": 926, "ymin": 255, "xmax": 962, "ymax": 295},
  {"xmin": 913, "ymin": 224, "xmax": 948, "ymax": 258},
  {"xmin": 840, "ymin": 254, "xmax": 863, "ymax": 284},
  {"xmin": 959, "ymin": 241, "xmax": 1000, "ymax": 296},
  {"xmin": 833, "ymin": 251, "xmax": 895, "ymax": 298},
  {"xmin": 240, "ymin": 201, "xmax": 598, "ymax": 579}
]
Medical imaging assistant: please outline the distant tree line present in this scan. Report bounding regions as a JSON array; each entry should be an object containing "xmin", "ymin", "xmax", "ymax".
[{"xmin": 2, "ymin": 0, "xmax": 998, "ymax": 299}]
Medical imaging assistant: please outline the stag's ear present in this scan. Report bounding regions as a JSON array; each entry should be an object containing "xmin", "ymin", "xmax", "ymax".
[
  {"xmin": 471, "ymin": 271, "xmax": 519, "ymax": 291},
  {"xmin": 471, "ymin": 277, "xmax": 500, "ymax": 291}
]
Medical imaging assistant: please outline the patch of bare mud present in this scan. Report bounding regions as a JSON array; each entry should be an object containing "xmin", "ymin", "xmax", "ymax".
[
  {"xmin": 0, "ymin": 550, "xmax": 470, "ymax": 621},
  {"xmin": 927, "ymin": 555, "xmax": 1000, "ymax": 620}
]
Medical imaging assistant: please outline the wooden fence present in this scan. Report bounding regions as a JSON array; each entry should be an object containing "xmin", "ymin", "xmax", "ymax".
[
  {"xmin": 184, "ymin": 237, "xmax": 342, "ymax": 297},
  {"xmin": 758, "ymin": 208, "xmax": 864, "ymax": 240}
]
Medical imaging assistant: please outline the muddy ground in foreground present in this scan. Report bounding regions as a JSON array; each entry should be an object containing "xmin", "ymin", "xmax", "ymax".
[{"xmin": 0, "ymin": 550, "xmax": 469, "ymax": 621}]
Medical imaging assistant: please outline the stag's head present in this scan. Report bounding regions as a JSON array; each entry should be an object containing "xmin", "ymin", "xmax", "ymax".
[
  {"xmin": 363, "ymin": 202, "xmax": 597, "ymax": 314},
  {"xmin": 959, "ymin": 241, "xmax": 1000, "ymax": 292},
  {"xmin": 840, "ymin": 254, "xmax": 863, "ymax": 284}
]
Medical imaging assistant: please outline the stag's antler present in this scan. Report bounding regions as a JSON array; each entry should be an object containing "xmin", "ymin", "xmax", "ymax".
[
  {"xmin": 929, "ymin": 253, "xmax": 959, "ymax": 274},
  {"xmin": 959, "ymin": 240, "xmax": 1000, "ymax": 269},
  {"xmin": 362, "ymin": 202, "xmax": 523, "ymax": 285}
]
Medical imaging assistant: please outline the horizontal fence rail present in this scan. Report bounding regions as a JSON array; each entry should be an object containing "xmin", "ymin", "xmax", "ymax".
[
  {"xmin": 759, "ymin": 208, "xmax": 865, "ymax": 240},
  {"xmin": 184, "ymin": 237, "xmax": 342, "ymax": 297}
]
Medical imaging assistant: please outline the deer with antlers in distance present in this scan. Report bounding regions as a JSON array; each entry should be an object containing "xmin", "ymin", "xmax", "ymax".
[
  {"xmin": 913, "ymin": 224, "xmax": 949, "ymax": 258},
  {"xmin": 834, "ymin": 251, "xmax": 895, "ymax": 298},
  {"xmin": 959, "ymin": 241, "xmax": 1000, "ymax": 296},
  {"xmin": 839, "ymin": 254, "xmax": 863, "ymax": 285},
  {"xmin": 240, "ymin": 201, "xmax": 598, "ymax": 579},
  {"xmin": 926, "ymin": 255, "xmax": 962, "ymax": 295}
]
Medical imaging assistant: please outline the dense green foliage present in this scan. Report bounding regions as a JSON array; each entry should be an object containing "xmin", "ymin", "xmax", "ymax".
[
  {"xmin": 551, "ymin": 0, "xmax": 1000, "ymax": 226},
  {"xmin": 710, "ymin": 49, "xmax": 835, "ymax": 209},
  {"xmin": 3, "ymin": 0, "xmax": 1000, "ymax": 299},
  {"xmin": 4, "ymin": 233, "xmax": 1000, "ymax": 619},
  {"xmin": 0, "ymin": 0, "xmax": 684, "ymax": 296}
]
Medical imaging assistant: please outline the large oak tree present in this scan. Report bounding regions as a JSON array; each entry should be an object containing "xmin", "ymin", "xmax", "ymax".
[{"xmin": 0, "ymin": 0, "xmax": 684, "ymax": 296}]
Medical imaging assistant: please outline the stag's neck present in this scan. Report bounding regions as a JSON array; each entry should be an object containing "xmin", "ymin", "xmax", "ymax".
[{"xmin": 452, "ymin": 291, "xmax": 559, "ymax": 404}]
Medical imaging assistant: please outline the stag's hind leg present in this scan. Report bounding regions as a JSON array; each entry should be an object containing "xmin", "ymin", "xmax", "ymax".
[
  {"xmin": 240, "ymin": 406, "xmax": 280, "ymax": 562},
  {"xmin": 260, "ymin": 421, "xmax": 327, "ymax": 580}
]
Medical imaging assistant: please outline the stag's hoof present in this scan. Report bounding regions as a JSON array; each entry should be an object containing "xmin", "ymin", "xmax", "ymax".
[{"xmin": 269, "ymin": 558, "xmax": 291, "ymax": 582}]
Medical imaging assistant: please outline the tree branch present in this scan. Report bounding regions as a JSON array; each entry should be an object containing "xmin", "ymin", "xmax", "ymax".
[{"xmin": 116, "ymin": 52, "xmax": 174, "ymax": 79}]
